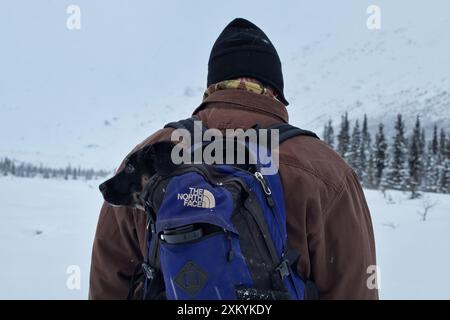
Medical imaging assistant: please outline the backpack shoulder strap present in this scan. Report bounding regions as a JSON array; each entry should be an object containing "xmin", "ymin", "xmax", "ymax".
[{"xmin": 267, "ymin": 123, "xmax": 319, "ymax": 144}]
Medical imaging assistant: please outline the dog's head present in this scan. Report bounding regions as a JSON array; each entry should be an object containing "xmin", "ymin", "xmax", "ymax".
[{"xmin": 99, "ymin": 141, "xmax": 177, "ymax": 210}]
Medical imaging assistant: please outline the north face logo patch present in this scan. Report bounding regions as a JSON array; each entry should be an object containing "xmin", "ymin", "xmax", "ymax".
[{"xmin": 177, "ymin": 187, "xmax": 216, "ymax": 208}]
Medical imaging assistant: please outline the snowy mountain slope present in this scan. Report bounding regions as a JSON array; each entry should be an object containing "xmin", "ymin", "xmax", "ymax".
[
  {"xmin": 286, "ymin": 20, "xmax": 450, "ymax": 134},
  {"xmin": 0, "ymin": 175, "xmax": 449, "ymax": 299},
  {"xmin": 1, "ymin": 1, "xmax": 449, "ymax": 170}
]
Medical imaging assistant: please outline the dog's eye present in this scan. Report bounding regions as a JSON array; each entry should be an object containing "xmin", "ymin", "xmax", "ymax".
[{"xmin": 125, "ymin": 164, "xmax": 135, "ymax": 174}]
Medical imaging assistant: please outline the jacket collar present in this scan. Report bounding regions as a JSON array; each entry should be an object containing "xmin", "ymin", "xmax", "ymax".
[{"xmin": 192, "ymin": 89, "xmax": 289, "ymax": 123}]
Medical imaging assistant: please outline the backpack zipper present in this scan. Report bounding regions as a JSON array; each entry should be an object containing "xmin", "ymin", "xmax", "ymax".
[{"xmin": 254, "ymin": 171, "xmax": 275, "ymax": 207}]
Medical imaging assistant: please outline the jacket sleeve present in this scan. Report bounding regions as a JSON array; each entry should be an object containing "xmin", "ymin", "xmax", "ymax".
[
  {"xmin": 88, "ymin": 202, "xmax": 148, "ymax": 299},
  {"xmin": 309, "ymin": 170, "xmax": 378, "ymax": 299}
]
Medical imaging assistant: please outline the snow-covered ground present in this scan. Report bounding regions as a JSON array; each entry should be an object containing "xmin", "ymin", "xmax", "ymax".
[
  {"xmin": 0, "ymin": 175, "xmax": 449, "ymax": 299},
  {"xmin": 0, "ymin": 176, "xmax": 102, "ymax": 299},
  {"xmin": 366, "ymin": 190, "xmax": 450, "ymax": 299}
]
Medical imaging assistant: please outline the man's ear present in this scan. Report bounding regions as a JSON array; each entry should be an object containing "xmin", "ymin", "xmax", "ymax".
[{"xmin": 151, "ymin": 141, "xmax": 179, "ymax": 175}]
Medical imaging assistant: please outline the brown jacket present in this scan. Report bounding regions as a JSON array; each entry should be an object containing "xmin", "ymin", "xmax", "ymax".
[{"xmin": 89, "ymin": 89, "xmax": 378, "ymax": 300}]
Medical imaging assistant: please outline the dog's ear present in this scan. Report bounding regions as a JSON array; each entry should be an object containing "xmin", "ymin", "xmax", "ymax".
[{"xmin": 151, "ymin": 141, "xmax": 179, "ymax": 176}]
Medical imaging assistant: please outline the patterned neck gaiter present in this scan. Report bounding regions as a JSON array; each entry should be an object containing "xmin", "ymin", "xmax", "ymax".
[{"xmin": 203, "ymin": 77, "xmax": 279, "ymax": 102}]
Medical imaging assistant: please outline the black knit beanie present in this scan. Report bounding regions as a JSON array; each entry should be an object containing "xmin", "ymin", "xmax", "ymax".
[{"xmin": 207, "ymin": 18, "xmax": 288, "ymax": 106}]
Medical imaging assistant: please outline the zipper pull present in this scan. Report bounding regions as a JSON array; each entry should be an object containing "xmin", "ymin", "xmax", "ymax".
[
  {"xmin": 254, "ymin": 171, "xmax": 275, "ymax": 207},
  {"xmin": 254, "ymin": 172, "xmax": 271, "ymax": 195}
]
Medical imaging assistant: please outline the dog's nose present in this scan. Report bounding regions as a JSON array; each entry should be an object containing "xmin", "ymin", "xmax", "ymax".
[{"xmin": 99, "ymin": 183, "xmax": 107, "ymax": 194}]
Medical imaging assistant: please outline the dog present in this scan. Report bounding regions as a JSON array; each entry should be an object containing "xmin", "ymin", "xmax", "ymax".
[
  {"xmin": 99, "ymin": 137, "xmax": 256, "ymax": 210},
  {"xmin": 99, "ymin": 141, "xmax": 178, "ymax": 210}
]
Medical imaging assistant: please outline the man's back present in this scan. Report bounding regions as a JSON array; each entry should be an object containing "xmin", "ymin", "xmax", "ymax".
[{"xmin": 89, "ymin": 88, "xmax": 378, "ymax": 299}]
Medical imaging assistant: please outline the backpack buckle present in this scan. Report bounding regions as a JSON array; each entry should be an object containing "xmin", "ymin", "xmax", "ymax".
[
  {"xmin": 142, "ymin": 263, "xmax": 156, "ymax": 280},
  {"xmin": 276, "ymin": 259, "xmax": 291, "ymax": 279}
]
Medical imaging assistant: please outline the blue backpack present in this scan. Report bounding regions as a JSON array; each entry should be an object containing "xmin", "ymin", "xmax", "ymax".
[{"xmin": 132, "ymin": 118, "xmax": 318, "ymax": 300}]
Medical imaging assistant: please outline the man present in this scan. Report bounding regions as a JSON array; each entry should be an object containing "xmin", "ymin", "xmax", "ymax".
[{"xmin": 89, "ymin": 18, "xmax": 378, "ymax": 300}]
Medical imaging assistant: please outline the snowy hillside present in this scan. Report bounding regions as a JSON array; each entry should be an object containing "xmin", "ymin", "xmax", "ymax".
[
  {"xmin": 286, "ymin": 21, "xmax": 450, "ymax": 134},
  {"xmin": 0, "ymin": 175, "xmax": 449, "ymax": 299}
]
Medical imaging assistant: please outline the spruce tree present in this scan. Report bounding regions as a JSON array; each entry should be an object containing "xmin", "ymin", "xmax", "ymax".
[
  {"xmin": 425, "ymin": 139, "xmax": 440, "ymax": 192},
  {"xmin": 323, "ymin": 119, "xmax": 335, "ymax": 148},
  {"xmin": 323, "ymin": 123, "xmax": 328, "ymax": 144},
  {"xmin": 386, "ymin": 114, "xmax": 408, "ymax": 190},
  {"xmin": 438, "ymin": 159, "xmax": 450, "ymax": 194},
  {"xmin": 374, "ymin": 123, "xmax": 388, "ymax": 188},
  {"xmin": 434, "ymin": 129, "xmax": 448, "ymax": 192},
  {"xmin": 420, "ymin": 129, "xmax": 426, "ymax": 153},
  {"xmin": 361, "ymin": 114, "xmax": 371, "ymax": 185},
  {"xmin": 408, "ymin": 116, "xmax": 422, "ymax": 198},
  {"xmin": 337, "ymin": 112, "xmax": 350, "ymax": 160},
  {"xmin": 11, "ymin": 162, "xmax": 16, "ymax": 176},
  {"xmin": 418, "ymin": 128, "xmax": 427, "ymax": 189},
  {"xmin": 446, "ymin": 133, "xmax": 450, "ymax": 160},
  {"xmin": 366, "ymin": 151, "xmax": 376, "ymax": 189},
  {"xmin": 349, "ymin": 120, "xmax": 363, "ymax": 179},
  {"xmin": 439, "ymin": 129, "xmax": 446, "ymax": 161},
  {"xmin": 431, "ymin": 125, "xmax": 438, "ymax": 156}
]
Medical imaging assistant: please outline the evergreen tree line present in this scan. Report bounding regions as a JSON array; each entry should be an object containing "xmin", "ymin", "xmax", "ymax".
[
  {"xmin": 0, "ymin": 157, "xmax": 110, "ymax": 181},
  {"xmin": 323, "ymin": 113, "xmax": 450, "ymax": 197}
]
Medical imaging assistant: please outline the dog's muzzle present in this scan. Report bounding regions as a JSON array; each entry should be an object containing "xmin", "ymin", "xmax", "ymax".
[{"xmin": 99, "ymin": 182, "xmax": 108, "ymax": 197}]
